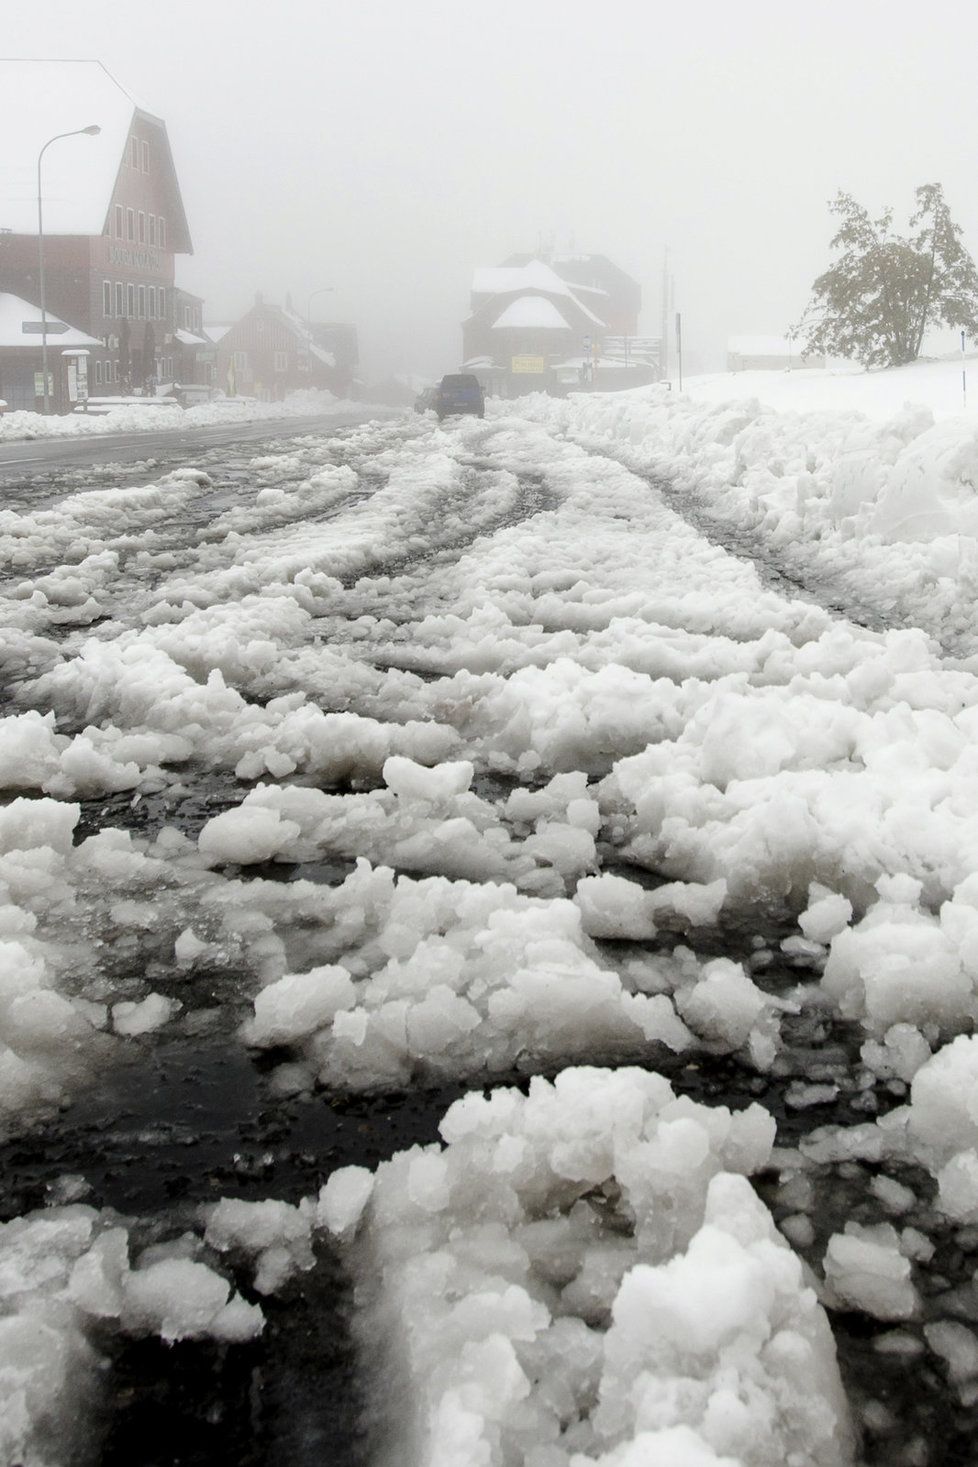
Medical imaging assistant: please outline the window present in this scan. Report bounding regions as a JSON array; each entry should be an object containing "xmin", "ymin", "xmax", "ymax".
[
  {"xmin": 148, "ymin": 215, "xmax": 157, "ymax": 247},
  {"xmin": 115, "ymin": 282, "xmax": 124, "ymax": 317},
  {"xmin": 158, "ymin": 217, "xmax": 166, "ymax": 249},
  {"xmin": 138, "ymin": 211, "xmax": 146, "ymax": 244},
  {"xmin": 102, "ymin": 281, "xmax": 112, "ymax": 317},
  {"xmin": 274, "ymin": 351, "xmax": 289, "ymax": 372},
  {"xmin": 141, "ymin": 140, "xmax": 149, "ymax": 173},
  {"xmin": 137, "ymin": 285, "xmax": 145, "ymax": 319},
  {"xmin": 130, "ymin": 136, "xmax": 138, "ymax": 167},
  {"xmin": 127, "ymin": 283, "xmax": 135, "ymax": 318},
  {"xmin": 126, "ymin": 208, "xmax": 135, "ymax": 241},
  {"xmin": 233, "ymin": 351, "xmax": 248, "ymax": 369},
  {"xmin": 115, "ymin": 204, "xmax": 124, "ymax": 237},
  {"xmin": 157, "ymin": 286, "xmax": 166, "ymax": 321},
  {"xmin": 148, "ymin": 287, "xmax": 156, "ymax": 319},
  {"xmin": 94, "ymin": 360, "xmax": 103, "ymax": 386}
]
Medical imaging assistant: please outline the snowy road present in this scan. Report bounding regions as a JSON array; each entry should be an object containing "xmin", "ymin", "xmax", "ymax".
[
  {"xmin": 3, "ymin": 405, "xmax": 978, "ymax": 1466},
  {"xmin": 0, "ymin": 410, "xmax": 377, "ymax": 483}
]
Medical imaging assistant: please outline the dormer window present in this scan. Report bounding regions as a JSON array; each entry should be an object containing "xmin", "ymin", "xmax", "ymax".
[{"xmin": 141, "ymin": 140, "xmax": 149, "ymax": 173}]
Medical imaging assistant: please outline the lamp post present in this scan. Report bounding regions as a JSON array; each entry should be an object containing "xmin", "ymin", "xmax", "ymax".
[
  {"xmin": 306, "ymin": 286, "xmax": 335, "ymax": 322},
  {"xmin": 37, "ymin": 124, "xmax": 101, "ymax": 413}
]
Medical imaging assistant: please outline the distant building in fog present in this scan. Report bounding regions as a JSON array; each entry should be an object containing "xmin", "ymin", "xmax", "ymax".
[
  {"xmin": 0, "ymin": 58, "xmax": 198, "ymax": 407},
  {"xmin": 727, "ymin": 335, "xmax": 825, "ymax": 371},
  {"xmin": 462, "ymin": 252, "xmax": 656, "ymax": 396},
  {"xmin": 214, "ymin": 295, "xmax": 358, "ymax": 400}
]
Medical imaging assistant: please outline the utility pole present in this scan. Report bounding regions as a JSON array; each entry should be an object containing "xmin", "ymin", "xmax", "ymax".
[{"xmin": 660, "ymin": 248, "xmax": 670, "ymax": 380}]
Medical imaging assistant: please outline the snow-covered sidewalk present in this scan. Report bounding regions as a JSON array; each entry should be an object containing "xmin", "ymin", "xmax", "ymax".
[{"xmin": 0, "ymin": 386, "xmax": 379, "ymax": 443}]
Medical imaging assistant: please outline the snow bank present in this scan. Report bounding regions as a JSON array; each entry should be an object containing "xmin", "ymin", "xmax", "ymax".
[
  {"xmin": 320, "ymin": 1068, "xmax": 854, "ymax": 1467},
  {"xmin": 0, "ymin": 388, "xmax": 377, "ymax": 443},
  {"xmin": 514, "ymin": 383, "xmax": 978, "ymax": 650}
]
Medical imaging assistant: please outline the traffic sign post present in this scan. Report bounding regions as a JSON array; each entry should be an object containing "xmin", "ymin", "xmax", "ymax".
[{"xmin": 675, "ymin": 312, "xmax": 683, "ymax": 392}]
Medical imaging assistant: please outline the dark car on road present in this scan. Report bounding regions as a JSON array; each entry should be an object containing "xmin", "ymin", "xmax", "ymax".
[{"xmin": 434, "ymin": 373, "xmax": 485, "ymax": 420}]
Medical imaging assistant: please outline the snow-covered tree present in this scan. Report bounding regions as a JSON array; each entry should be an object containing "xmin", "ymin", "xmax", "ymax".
[{"xmin": 794, "ymin": 184, "xmax": 978, "ymax": 368}]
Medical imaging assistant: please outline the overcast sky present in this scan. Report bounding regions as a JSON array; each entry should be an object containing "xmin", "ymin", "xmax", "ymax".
[{"xmin": 4, "ymin": 0, "xmax": 977, "ymax": 378}]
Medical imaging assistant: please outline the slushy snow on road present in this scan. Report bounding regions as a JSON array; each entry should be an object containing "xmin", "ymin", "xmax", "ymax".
[{"xmin": 4, "ymin": 383, "xmax": 978, "ymax": 1463}]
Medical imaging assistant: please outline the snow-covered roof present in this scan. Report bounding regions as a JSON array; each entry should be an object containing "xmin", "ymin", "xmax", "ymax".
[
  {"xmin": 473, "ymin": 262, "xmax": 565, "ymax": 297},
  {"xmin": 471, "ymin": 260, "xmax": 605, "ymax": 326},
  {"xmin": 0, "ymin": 292, "xmax": 101, "ymax": 349},
  {"xmin": 310, "ymin": 344, "xmax": 337, "ymax": 368},
  {"xmin": 204, "ymin": 324, "xmax": 233, "ymax": 344},
  {"xmin": 0, "ymin": 60, "xmax": 142, "ymax": 235},
  {"xmin": 727, "ymin": 335, "xmax": 810, "ymax": 357},
  {"xmin": 174, "ymin": 328, "xmax": 211, "ymax": 347},
  {"xmin": 490, "ymin": 295, "xmax": 573, "ymax": 332}
]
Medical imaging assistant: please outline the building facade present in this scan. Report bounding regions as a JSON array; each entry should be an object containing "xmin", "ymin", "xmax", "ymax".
[
  {"xmin": 0, "ymin": 59, "xmax": 193, "ymax": 403},
  {"xmin": 215, "ymin": 296, "xmax": 357, "ymax": 400}
]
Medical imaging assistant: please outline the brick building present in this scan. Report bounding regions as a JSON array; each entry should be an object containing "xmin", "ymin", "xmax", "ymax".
[
  {"xmin": 0, "ymin": 58, "xmax": 194, "ymax": 404},
  {"xmin": 215, "ymin": 296, "xmax": 358, "ymax": 400}
]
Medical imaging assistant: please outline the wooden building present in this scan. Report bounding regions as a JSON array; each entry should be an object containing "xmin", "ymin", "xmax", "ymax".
[
  {"xmin": 215, "ymin": 296, "xmax": 357, "ymax": 400},
  {"xmin": 0, "ymin": 292, "xmax": 101, "ymax": 413},
  {"xmin": 463, "ymin": 254, "xmax": 647, "ymax": 396}
]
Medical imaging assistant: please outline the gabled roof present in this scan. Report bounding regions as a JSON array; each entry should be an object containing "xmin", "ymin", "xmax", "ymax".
[
  {"xmin": 490, "ymin": 295, "xmax": 572, "ymax": 331},
  {"xmin": 0, "ymin": 59, "xmax": 191, "ymax": 250},
  {"xmin": 0, "ymin": 291, "xmax": 101, "ymax": 349},
  {"xmin": 471, "ymin": 260, "xmax": 605, "ymax": 326}
]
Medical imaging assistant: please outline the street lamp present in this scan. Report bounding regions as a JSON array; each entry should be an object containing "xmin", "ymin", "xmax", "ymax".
[
  {"xmin": 306, "ymin": 286, "xmax": 335, "ymax": 321},
  {"xmin": 37, "ymin": 124, "xmax": 101, "ymax": 413}
]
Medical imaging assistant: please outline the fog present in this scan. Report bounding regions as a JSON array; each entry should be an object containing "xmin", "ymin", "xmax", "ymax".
[{"xmin": 6, "ymin": 0, "xmax": 978, "ymax": 379}]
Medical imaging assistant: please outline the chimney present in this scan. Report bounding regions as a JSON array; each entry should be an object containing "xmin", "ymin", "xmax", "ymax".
[{"xmin": 254, "ymin": 290, "xmax": 263, "ymax": 307}]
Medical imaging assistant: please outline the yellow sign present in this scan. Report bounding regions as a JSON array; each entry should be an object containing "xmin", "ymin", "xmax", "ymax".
[{"xmin": 511, "ymin": 355, "xmax": 546, "ymax": 374}]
